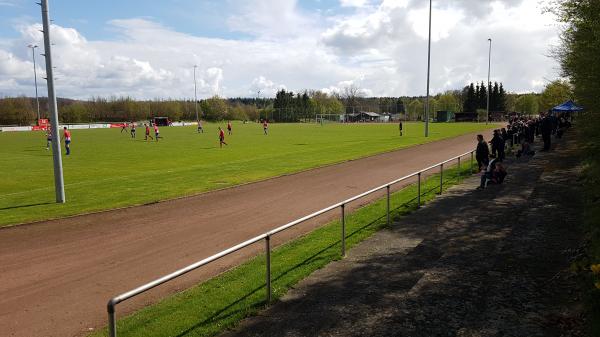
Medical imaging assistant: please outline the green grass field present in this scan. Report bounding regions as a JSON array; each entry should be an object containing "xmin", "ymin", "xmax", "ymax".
[{"xmin": 0, "ymin": 122, "xmax": 493, "ymax": 227}]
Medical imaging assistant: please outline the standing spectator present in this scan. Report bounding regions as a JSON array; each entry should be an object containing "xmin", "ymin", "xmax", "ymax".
[
  {"xmin": 491, "ymin": 130, "xmax": 506, "ymax": 161},
  {"xmin": 475, "ymin": 134, "xmax": 490, "ymax": 171},
  {"xmin": 541, "ymin": 114, "xmax": 553, "ymax": 151}
]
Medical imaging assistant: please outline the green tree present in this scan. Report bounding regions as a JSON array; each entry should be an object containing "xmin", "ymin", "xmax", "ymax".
[
  {"xmin": 407, "ymin": 99, "xmax": 423, "ymax": 120},
  {"xmin": 437, "ymin": 92, "xmax": 459, "ymax": 112},
  {"xmin": 538, "ymin": 79, "xmax": 573, "ymax": 112},
  {"xmin": 515, "ymin": 94, "xmax": 539, "ymax": 116},
  {"xmin": 200, "ymin": 96, "xmax": 228, "ymax": 121}
]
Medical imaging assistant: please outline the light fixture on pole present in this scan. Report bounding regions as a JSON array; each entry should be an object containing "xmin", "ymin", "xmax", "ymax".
[
  {"xmin": 28, "ymin": 44, "xmax": 41, "ymax": 122},
  {"xmin": 193, "ymin": 65, "xmax": 199, "ymax": 122},
  {"xmin": 486, "ymin": 38, "xmax": 492, "ymax": 124},
  {"xmin": 39, "ymin": 0, "xmax": 65, "ymax": 203},
  {"xmin": 424, "ymin": 0, "xmax": 432, "ymax": 137}
]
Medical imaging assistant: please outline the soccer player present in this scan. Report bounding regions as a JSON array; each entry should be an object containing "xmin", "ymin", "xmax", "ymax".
[
  {"xmin": 399, "ymin": 120, "xmax": 403, "ymax": 136},
  {"xmin": 120, "ymin": 123, "xmax": 128, "ymax": 134},
  {"xmin": 144, "ymin": 123, "xmax": 154, "ymax": 141},
  {"xmin": 218, "ymin": 126, "xmax": 228, "ymax": 148},
  {"xmin": 45, "ymin": 128, "xmax": 52, "ymax": 150},
  {"xmin": 227, "ymin": 121, "xmax": 232, "ymax": 135},
  {"xmin": 263, "ymin": 120, "xmax": 268, "ymax": 135},
  {"xmin": 61, "ymin": 127, "xmax": 71, "ymax": 155},
  {"xmin": 130, "ymin": 122, "xmax": 136, "ymax": 138},
  {"xmin": 154, "ymin": 124, "xmax": 161, "ymax": 141},
  {"xmin": 197, "ymin": 120, "xmax": 204, "ymax": 133}
]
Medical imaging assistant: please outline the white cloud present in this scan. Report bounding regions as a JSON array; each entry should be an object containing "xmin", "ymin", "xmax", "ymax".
[
  {"xmin": 0, "ymin": 0, "xmax": 560, "ymax": 99},
  {"xmin": 339, "ymin": 0, "xmax": 371, "ymax": 8}
]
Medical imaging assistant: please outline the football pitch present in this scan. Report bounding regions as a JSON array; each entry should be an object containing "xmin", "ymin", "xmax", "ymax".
[{"xmin": 0, "ymin": 122, "xmax": 494, "ymax": 227}]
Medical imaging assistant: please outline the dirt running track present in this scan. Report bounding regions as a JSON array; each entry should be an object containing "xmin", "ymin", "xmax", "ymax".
[{"xmin": 0, "ymin": 131, "xmax": 488, "ymax": 337}]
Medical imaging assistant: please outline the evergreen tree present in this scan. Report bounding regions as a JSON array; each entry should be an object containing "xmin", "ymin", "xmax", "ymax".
[
  {"xmin": 491, "ymin": 82, "xmax": 500, "ymax": 111},
  {"xmin": 463, "ymin": 83, "xmax": 477, "ymax": 112},
  {"xmin": 498, "ymin": 83, "xmax": 507, "ymax": 111},
  {"xmin": 478, "ymin": 81, "xmax": 487, "ymax": 110}
]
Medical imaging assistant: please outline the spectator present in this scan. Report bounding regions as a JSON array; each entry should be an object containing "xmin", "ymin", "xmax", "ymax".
[
  {"xmin": 476, "ymin": 134, "xmax": 490, "ymax": 171},
  {"xmin": 477, "ymin": 158, "xmax": 507, "ymax": 190},
  {"xmin": 541, "ymin": 113, "xmax": 553, "ymax": 151}
]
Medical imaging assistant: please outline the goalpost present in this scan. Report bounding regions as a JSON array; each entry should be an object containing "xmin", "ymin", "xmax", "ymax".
[{"xmin": 315, "ymin": 114, "xmax": 343, "ymax": 124}]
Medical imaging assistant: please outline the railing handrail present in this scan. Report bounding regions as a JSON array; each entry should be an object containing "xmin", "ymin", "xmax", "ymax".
[{"xmin": 106, "ymin": 148, "xmax": 476, "ymax": 336}]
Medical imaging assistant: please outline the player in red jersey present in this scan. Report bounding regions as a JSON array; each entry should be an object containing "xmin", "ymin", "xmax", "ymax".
[
  {"xmin": 263, "ymin": 120, "xmax": 268, "ymax": 135},
  {"xmin": 227, "ymin": 121, "xmax": 232, "ymax": 135},
  {"xmin": 61, "ymin": 127, "xmax": 71, "ymax": 155},
  {"xmin": 45, "ymin": 128, "xmax": 52, "ymax": 150},
  {"xmin": 218, "ymin": 127, "xmax": 228, "ymax": 148},
  {"xmin": 154, "ymin": 124, "xmax": 161, "ymax": 141},
  {"xmin": 144, "ymin": 124, "xmax": 154, "ymax": 141}
]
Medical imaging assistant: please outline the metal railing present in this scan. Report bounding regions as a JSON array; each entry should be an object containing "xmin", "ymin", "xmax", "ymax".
[{"xmin": 106, "ymin": 149, "xmax": 477, "ymax": 337}]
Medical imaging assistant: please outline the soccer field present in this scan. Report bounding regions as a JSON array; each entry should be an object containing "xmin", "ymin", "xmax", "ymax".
[{"xmin": 0, "ymin": 122, "xmax": 494, "ymax": 226}]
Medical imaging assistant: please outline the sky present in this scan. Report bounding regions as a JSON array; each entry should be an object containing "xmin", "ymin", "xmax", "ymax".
[{"xmin": 0, "ymin": 0, "xmax": 561, "ymax": 99}]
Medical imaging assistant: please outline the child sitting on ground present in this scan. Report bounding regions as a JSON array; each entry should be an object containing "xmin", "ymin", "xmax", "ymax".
[{"xmin": 477, "ymin": 159, "xmax": 507, "ymax": 190}]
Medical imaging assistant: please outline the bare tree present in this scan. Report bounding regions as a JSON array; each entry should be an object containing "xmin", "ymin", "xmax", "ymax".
[{"xmin": 342, "ymin": 84, "xmax": 363, "ymax": 112}]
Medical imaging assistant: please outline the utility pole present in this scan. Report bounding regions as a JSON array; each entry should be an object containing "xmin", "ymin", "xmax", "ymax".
[
  {"xmin": 193, "ymin": 65, "xmax": 199, "ymax": 122},
  {"xmin": 486, "ymin": 38, "xmax": 492, "ymax": 124},
  {"xmin": 424, "ymin": 0, "xmax": 432, "ymax": 137},
  {"xmin": 40, "ymin": 0, "xmax": 65, "ymax": 203},
  {"xmin": 28, "ymin": 44, "xmax": 41, "ymax": 121}
]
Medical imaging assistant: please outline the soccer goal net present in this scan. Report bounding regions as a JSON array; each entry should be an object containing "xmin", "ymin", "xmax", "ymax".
[{"xmin": 315, "ymin": 114, "xmax": 343, "ymax": 124}]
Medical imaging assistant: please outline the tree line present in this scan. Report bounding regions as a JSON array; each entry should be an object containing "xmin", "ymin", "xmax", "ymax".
[{"xmin": 0, "ymin": 80, "xmax": 574, "ymax": 126}]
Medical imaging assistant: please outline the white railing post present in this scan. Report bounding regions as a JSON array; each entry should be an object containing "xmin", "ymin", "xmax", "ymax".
[
  {"xmin": 265, "ymin": 235, "xmax": 271, "ymax": 303},
  {"xmin": 108, "ymin": 300, "xmax": 117, "ymax": 337},
  {"xmin": 470, "ymin": 152, "xmax": 474, "ymax": 173},
  {"xmin": 386, "ymin": 185, "xmax": 390, "ymax": 226},
  {"xmin": 417, "ymin": 172, "xmax": 421, "ymax": 208},
  {"xmin": 439, "ymin": 164, "xmax": 444, "ymax": 194},
  {"xmin": 341, "ymin": 204, "xmax": 346, "ymax": 257}
]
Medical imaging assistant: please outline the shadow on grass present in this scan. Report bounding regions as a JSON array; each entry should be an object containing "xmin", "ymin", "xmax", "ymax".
[{"xmin": 0, "ymin": 201, "xmax": 53, "ymax": 211}]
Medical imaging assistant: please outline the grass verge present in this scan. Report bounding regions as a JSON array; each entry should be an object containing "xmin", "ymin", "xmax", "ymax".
[{"xmin": 89, "ymin": 163, "xmax": 474, "ymax": 337}]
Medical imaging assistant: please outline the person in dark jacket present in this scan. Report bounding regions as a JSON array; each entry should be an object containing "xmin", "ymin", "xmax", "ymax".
[
  {"xmin": 476, "ymin": 134, "xmax": 490, "ymax": 171},
  {"xmin": 541, "ymin": 114, "xmax": 553, "ymax": 151},
  {"xmin": 490, "ymin": 129, "xmax": 505, "ymax": 161}
]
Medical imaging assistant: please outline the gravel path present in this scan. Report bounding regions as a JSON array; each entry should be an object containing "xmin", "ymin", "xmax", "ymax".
[{"xmin": 223, "ymin": 135, "xmax": 585, "ymax": 337}]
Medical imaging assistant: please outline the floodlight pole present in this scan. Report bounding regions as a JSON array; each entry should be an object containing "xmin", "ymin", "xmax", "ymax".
[
  {"xmin": 486, "ymin": 38, "xmax": 492, "ymax": 124},
  {"xmin": 424, "ymin": 0, "xmax": 432, "ymax": 137},
  {"xmin": 40, "ymin": 0, "xmax": 65, "ymax": 203},
  {"xmin": 257, "ymin": 90, "xmax": 261, "ymax": 121},
  {"xmin": 28, "ymin": 44, "xmax": 41, "ymax": 121},
  {"xmin": 193, "ymin": 65, "xmax": 199, "ymax": 122}
]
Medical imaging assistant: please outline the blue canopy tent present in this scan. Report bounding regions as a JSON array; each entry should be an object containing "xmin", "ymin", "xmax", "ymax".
[{"xmin": 551, "ymin": 100, "xmax": 583, "ymax": 113}]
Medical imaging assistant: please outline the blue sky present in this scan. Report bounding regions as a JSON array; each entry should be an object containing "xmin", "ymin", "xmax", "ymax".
[
  {"xmin": 0, "ymin": 0, "xmax": 346, "ymax": 40},
  {"xmin": 0, "ymin": 0, "xmax": 561, "ymax": 99}
]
